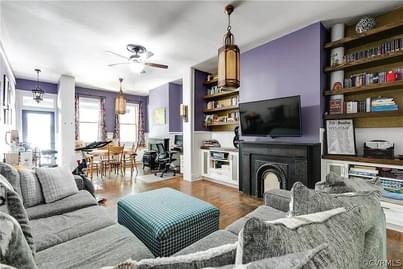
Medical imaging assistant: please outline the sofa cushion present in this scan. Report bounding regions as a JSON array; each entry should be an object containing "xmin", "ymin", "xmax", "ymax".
[
  {"xmin": 174, "ymin": 230, "xmax": 238, "ymax": 256},
  {"xmin": 26, "ymin": 190, "xmax": 97, "ymax": 219},
  {"xmin": 237, "ymin": 207, "xmax": 365, "ymax": 269},
  {"xmin": 0, "ymin": 212, "xmax": 37, "ymax": 269},
  {"xmin": 263, "ymin": 189, "xmax": 291, "ymax": 212},
  {"xmin": 226, "ymin": 205, "xmax": 287, "ymax": 235},
  {"xmin": 36, "ymin": 167, "xmax": 78, "ymax": 203},
  {"xmin": 31, "ymin": 205, "xmax": 115, "ymax": 251},
  {"xmin": 36, "ymin": 224, "xmax": 154, "ymax": 269},
  {"xmin": 315, "ymin": 172, "xmax": 384, "ymax": 196},
  {"xmin": 0, "ymin": 175, "xmax": 35, "ymax": 256},
  {"xmin": 0, "ymin": 162, "xmax": 22, "ymax": 196},
  {"xmin": 18, "ymin": 169, "xmax": 44, "ymax": 208},
  {"xmin": 289, "ymin": 182, "xmax": 386, "ymax": 267},
  {"xmin": 110, "ymin": 243, "xmax": 237, "ymax": 269}
]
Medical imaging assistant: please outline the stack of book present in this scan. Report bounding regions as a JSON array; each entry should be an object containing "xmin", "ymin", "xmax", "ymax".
[
  {"xmin": 349, "ymin": 165, "xmax": 379, "ymax": 178},
  {"xmin": 371, "ymin": 97, "xmax": 399, "ymax": 112}
]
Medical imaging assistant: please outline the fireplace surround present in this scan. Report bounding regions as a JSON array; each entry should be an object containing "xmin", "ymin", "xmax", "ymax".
[{"xmin": 239, "ymin": 141, "xmax": 321, "ymax": 197}]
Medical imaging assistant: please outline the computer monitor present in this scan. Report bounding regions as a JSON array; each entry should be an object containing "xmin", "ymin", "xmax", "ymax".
[{"xmin": 174, "ymin": 135, "xmax": 183, "ymax": 146}]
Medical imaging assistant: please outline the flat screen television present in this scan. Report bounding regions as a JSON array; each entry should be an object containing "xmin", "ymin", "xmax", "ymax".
[{"xmin": 239, "ymin": 95, "xmax": 302, "ymax": 137}]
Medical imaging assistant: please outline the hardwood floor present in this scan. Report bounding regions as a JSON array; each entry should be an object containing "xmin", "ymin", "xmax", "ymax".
[{"xmin": 95, "ymin": 172, "xmax": 402, "ymax": 267}]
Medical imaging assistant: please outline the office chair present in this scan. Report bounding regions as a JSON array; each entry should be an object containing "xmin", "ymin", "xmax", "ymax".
[{"xmin": 154, "ymin": 143, "xmax": 178, "ymax": 177}]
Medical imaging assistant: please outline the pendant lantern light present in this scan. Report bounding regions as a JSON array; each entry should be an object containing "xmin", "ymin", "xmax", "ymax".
[
  {"xmin": 115, "ymin": 78, "xmax": 127, "ymax": 114},
  {"xmin": 32, "ymin": 69, "xmax": 44, "ymax": 103},
  {"xmin": 218, "ymin": 4, "xmax": 240, "ymax": 89}
]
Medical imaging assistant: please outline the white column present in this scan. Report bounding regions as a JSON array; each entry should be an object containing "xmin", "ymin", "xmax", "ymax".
[
  {"xmin": 57, "ymin": 75, "xmax": 75, "ymax": 169},
  {"xmin": 182, "ymin": 67, "xmax": 194, "ymax": 181}
]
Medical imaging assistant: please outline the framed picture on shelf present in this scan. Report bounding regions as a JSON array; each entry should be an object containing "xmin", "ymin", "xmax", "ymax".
[{"xmin": 326, "ymin": 119, "xmax": 356, "ymax": 156}]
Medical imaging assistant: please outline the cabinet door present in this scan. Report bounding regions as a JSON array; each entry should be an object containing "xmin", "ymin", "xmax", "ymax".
[{"xmin": 201, "ymin": 150, "xmax": 209, "ymax": 176}]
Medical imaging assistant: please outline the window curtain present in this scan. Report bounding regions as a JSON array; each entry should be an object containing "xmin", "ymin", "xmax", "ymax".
[
  {"xmin": 113, "ymin": 114, "xmax": 120, "ymax": 141},
  {"xmin": 74, "ymin": 95, "xmax": 80, "ymax": 140},
  {"xmin": 137, "ymin": 102, "xmax": 146, "ymax": 147},
  {"xmin": 98, "ymin": 97, "xmax": 107, "ymax": 141}
]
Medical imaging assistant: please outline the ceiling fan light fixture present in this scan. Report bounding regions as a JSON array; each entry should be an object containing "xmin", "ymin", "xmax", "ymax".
[
  {"xmin": 218, "ymin": 4, "xmax": 240, "ymax": 90},
  {"xmin": 115, "ymin": 78, "xmax": 127, "ymax": 114},
  {"xmin": 130, "ymin": 61, "xmax": 145, "ymax": 73},
  {"xmin": 32, "ymin": 68, "xmax": 44, "ymax": 103}
]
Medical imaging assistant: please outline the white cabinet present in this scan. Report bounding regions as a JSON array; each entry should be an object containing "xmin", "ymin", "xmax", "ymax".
[{"xmin": 201, "ymin": 149, "xmax": 239, "ymax": 187}]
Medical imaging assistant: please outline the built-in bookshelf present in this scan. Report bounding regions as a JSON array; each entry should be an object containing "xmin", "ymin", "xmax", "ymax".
[
  {"xmin": 202, "ymin": 75, "xmax": 240, "ymax": 131},
  {"xmin": 323, "ymin": 8, "xmax": 403, "ymax": 212}
]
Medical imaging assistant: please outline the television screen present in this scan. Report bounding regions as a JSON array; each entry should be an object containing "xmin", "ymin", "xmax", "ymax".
[{"xmin": 240, "ymin": 95, "xmax": 302, "ymax": 137}]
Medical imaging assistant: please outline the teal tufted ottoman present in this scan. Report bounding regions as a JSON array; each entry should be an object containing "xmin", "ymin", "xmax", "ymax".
[{"xmin": 117, "ymin": 187, "xmax": 220, "ymax": 257}]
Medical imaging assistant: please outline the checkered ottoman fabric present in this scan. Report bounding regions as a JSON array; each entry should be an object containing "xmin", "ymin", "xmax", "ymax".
[{"xmin": 117, "ymin": 187, "xmax": 220, "ymax": 257}]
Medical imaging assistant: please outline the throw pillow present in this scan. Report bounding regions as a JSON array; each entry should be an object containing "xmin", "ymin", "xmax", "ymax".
[
  {"xmin": 237, "ymin": 207, "xmax": 365, "ymax": 269},
  {"xmin": 36, "ymin": 167, "xmax": 78, "ymax": 203},
  {"xmin": 107, "ymin": 243, "xmax": 237, "ymax": 269},
  {"xmin": 18, "ymin": 169, "xmax": 44, "ymax": 208},
  {"xmin": 205, "ymin": 243, "xmax": 328, "ymax": 269},
  {"xmin": 315, "ymin": 172, "xmax": 384, "ymax": 196},
  {"xmin": 0, "ymin": 176, "xmax": 35, "ymax": 256},
  {"xmin": 0, "ymin": 163, "xmax": 22, "ymax": 197},
  {"xmin": 0, "ymin": 212, "xmax": 38, "ymax": 269},
  {"xmin": 289, "ymin": 182, "xmax": 386, "ymax": 267}
]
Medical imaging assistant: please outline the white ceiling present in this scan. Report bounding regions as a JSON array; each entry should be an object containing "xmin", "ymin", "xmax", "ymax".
[{"xmin": 1, "ymin": 1, "xmax": 401, "ymax": 95}]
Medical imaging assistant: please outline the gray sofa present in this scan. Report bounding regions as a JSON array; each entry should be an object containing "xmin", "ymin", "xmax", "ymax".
[
  {"xmin": 0, "ymin": 160, "xmax": 386, "ymax": 269},
  {"xmin": 0, "ymin": 163, "xmax": 154, "ymax": 269}
]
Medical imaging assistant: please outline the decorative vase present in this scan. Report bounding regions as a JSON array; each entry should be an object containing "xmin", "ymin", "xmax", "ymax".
[{"xmin": 355, "ymin": 16, "xmax": 376, "ymax": 33}]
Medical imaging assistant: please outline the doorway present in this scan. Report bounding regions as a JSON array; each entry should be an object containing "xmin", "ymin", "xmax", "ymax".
[{"xmin": 22, "ymin": 110, "xmax": 55, "ymax": 150}]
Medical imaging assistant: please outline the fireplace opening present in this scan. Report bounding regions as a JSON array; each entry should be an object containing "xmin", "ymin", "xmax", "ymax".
[{"xmin": 256, "ymin": 163, "xmax": 287, "ymax": 197}]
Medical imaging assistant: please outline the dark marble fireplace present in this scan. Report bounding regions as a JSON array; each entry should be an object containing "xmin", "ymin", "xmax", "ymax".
[{"xmin": 239, "ymin": 141, "xmax": 321, "ymax": 197}]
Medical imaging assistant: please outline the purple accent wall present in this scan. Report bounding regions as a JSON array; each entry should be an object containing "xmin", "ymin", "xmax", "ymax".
[
  {"xmin": 16, "ymin": 78, "xmax": 58, "ymax": 94},
  {"xmin": 148, "ymin": 82, "xmax": 183, "ymax": 136},
  {"xmin": 75, "ymin": 86, "xmax": 148, "ymax": 133},
  {"xmin": 194, "ymin": 69, "xmax": 209, "ymax": 131},
  {"xmin": 240, "ymin": 22, "xmax": 328, "ymax": 142},
  {"xmin": 148, "ymin": 83, "xmax": 169, "ymax": 137},
  {"xmin": 169, "ymin": 83, "xmax": 183, "ymax": 132}
]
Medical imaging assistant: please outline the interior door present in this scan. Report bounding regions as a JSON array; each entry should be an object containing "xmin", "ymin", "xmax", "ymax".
[{"xmin": 22, "ymin": 110, "xmax": 55, "ymax": 150}]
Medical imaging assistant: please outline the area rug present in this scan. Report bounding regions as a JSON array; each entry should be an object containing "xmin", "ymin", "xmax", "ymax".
[{"xmin": 136, "ymin": 174, "xmax": 176, "ymax": 183}]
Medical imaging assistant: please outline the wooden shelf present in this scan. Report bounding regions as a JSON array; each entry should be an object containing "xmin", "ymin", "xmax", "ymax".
[
  {"xmin": 322, "ymin": 154, "xmax": 403, "ymax": 166},
  {"xmin": 203, "ymin": 106, "xmax": 239, "ymax": 113},
  {"xmin": 206, "ymin": 121, "xmax": 239, "ymax": 127},
  {"xmin": 203, "ymin": 79, "xmax": 218, "ymax": 86},
  {"xmin": 324, "ymin": 80, "xmax": 403, "ymax": 96},
  {"xmin": 324, "ymin": 50, "xmax": 403, "ymax": 72},
  {"xmin": 324, "ymin": 20, "xmax": 403, "ymax": 49},
  {"xmin": 324, "ymin": 111, "xmax": 403, "ymax": 120},
  {"xmin": 203, "ymin": 90, "xmax": 239, "ymax": 100}
]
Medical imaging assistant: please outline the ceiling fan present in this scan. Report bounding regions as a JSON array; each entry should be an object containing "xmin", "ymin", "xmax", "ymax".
[{"xmin": 106, "ymin": 44, "xmax": 168, "ymax": 73}]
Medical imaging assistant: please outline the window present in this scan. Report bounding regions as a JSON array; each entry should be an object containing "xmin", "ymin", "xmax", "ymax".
[
  {"xmin": 120, "ymin": 103, "xmax": 139, "ymax": 145},
  {"xmin": 79, "ymin": 97, "xmax": 100, "ymax": 143}
]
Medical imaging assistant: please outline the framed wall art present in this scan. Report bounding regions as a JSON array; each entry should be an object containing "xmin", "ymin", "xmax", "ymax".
[{"xmin": 326, "ymin": 119, "xmax": 357, "ymax": 156}]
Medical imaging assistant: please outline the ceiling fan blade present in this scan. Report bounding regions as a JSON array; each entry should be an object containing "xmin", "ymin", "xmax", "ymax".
[
  {"xmin": 144, "ymin": 62, "xmax": 168, "ymax": 69},
  {"xmin": 105, "ymin": 50, "xmax": 129, "ymax": 60},
  {"xmin": 107, "ymin": 62, "xmax": 130, "ymax": 67}
]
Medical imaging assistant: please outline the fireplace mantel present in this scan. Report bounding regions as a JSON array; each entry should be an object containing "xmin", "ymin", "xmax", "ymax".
[{"xmin": 239, "ymin": 141, "xmax": 321, "ymax": 197}]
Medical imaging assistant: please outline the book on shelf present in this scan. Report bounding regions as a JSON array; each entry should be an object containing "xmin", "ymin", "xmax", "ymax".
[{"xmin": 329, "ymin": 94, "xmax": 344, "ymax": 114}]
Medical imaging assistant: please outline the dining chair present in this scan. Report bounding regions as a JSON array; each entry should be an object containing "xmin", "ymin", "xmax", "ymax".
[
  {"xmin": 84, "ymin": 153, "xmax": 102, "ymax": 179},
  {"xmin": 122, "ymin": 143, "xmax": 139, "ymax": 179},
  {"xmin": 104, "ymin": 145, "xmax": 124, "ymax": 176}
]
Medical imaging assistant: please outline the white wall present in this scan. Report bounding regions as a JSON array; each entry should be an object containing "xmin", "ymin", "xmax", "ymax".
[
  {"xmin": 211, "ymin": 131, "xmax": 236, "ymax": 149},
  {"xmin": 57, "ymin": 75, "xmax": 75, "ymax": 169}
]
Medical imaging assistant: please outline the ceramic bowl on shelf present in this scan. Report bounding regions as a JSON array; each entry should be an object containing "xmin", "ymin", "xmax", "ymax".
[{"xmin": 355, "ymin": 16, "xmax": 376, "ymax": 33}]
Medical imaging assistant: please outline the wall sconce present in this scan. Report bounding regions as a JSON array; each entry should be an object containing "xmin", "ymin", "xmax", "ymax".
[{"xmin": 180, "ymin": 104, "xmax": 188, "ymax": 122}]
